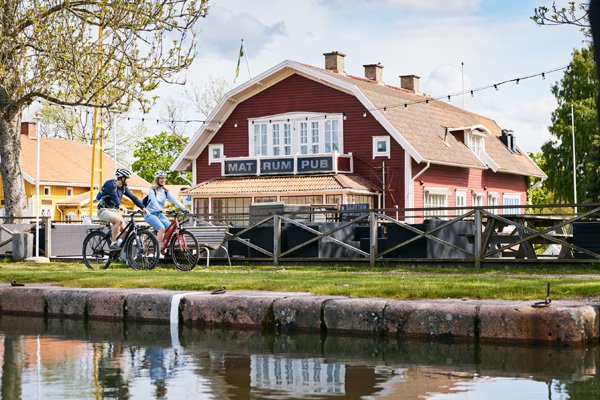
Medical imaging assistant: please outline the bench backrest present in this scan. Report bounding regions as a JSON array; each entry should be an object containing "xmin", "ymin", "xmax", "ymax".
[{"xmin": 186, "ymin": 226, "xmax": 229, "ymax": 250}]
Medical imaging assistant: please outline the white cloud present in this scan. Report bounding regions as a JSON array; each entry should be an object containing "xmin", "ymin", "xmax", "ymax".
[
  {"xmin": 319, "ymin": 0, "xmax": 480, "ymax": 14},
  {"xmin": 379, "ymin": 0, "xmax": 480, "ymax": 13},
  {"xmin": 197, "ymin": 6, "xmax": 286, "ymax": 58}
]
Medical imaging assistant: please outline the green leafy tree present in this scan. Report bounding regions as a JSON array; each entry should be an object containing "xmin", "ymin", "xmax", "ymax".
[
  {"xmin": 132, "ymin": 132, "xmax": 190, "ymax": 185},
  {"xmin": 541, "ymin": 45, "xmax": 599, "ymax": 203},
  {"xmin": 0, "ymin": 0, "xmax": 209, "ymax": 220}
]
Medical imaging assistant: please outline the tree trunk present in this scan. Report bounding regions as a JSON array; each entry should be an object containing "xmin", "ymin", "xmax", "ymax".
[{"xmin": 0, "ymin": 109, "xmax": 28, "ymax": 222}]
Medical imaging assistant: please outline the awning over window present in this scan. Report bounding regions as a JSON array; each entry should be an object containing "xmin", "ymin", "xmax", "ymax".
[{"xmin": 185, "ymin": 174, "xmax": 378, "ymax": 196}]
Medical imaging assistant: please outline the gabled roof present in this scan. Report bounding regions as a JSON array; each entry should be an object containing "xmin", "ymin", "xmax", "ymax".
[
  {"xmin": 20, "ymin": 134, "xmax": 150, "ymax": 188},
  {"xmin": 185, "ymin": 174, "xmax": 377, "ymax": 196},
  {"xmin": 172, "ymin": 60, "xmax": 545, "ymax": 178}
]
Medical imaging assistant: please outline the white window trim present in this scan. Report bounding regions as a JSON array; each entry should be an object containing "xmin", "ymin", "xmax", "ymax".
[
  {"xmin": 372, "ymin": 136, "xmax": 390, "ymax": 159},
  {"xmin": 208, "ymin": 144, "xmax": 224, "ymax": 165},
  {"xmin": 248, "ymin": 112, "xmax": 344, "ymax": 157},
  {"xmin": 503, "ymin": 193, "xmax": 521, "ymax": 214},
  {"xmin": 472, "ymin": 191, "xmax": 484, "ymax": 207},
  {"xmin": 424, "ymin": 187, "xmax": 449, "ymax": 195},
  {"xmin": 455, "ymin": 190, "xmax": 467, "ymax": 208},
  {"xmin": 43, "ymin": 186, "xmax": 51, "ymax": 196},
  {"xmin": 66, "ymin": 187, "xmax": 74, "ymax": 197},
  {"xmin": 424, "ymin": 190, "xmax": 448, "ymax": 218}
]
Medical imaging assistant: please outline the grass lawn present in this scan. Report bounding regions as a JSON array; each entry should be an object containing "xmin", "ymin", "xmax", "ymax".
[{"xmin": 1, "ymin": 258, "xmax": 600, "ymax": 301}]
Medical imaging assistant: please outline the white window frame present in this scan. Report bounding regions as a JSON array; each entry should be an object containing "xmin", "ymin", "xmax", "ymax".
[
  {"xmin": 488, "ymin": 192, "xmax": 499, "ymax": 210},
  {"xmin": 208, "ymin": 144, "xmax": 224, "ymax": 165},
  {"xmin": 503, "ymin": 194, "xmax": 521, "ymax": 215},
  {"xmin": 467, "ymin": 131, "xmax": 485, "ymax": 159},
  {"xmin": 372, "ymin": 136, "xmax": 390, "ymax": 159},
  {"xmin": 455, "ymin": 190, "xmax": 467, "ymax": 212},
  {"xmin": 424, "ymin": 187, "xmax": 448, "ymax": 218},
  {"xmin": 472, "ymin": 191, "xmax": 484, "ymax": 207},
  {"xmin": 43, "ymin": 186, "xmax": 51, "ymax": 196},
  {"xmin": 66, "ymin": 187, "xmax": 74, "ymax": 197},
  {"xmin": 248, "ymin": 112, "xmax": 344, "ymax": 157}
]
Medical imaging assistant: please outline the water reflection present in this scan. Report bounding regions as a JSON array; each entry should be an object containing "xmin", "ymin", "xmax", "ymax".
[{"xmin": 0, "ymin": 315, "xmax": 598, "ymax": 399}]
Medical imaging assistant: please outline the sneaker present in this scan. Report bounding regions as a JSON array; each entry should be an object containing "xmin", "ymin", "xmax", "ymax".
[{"xmin": 109, "ymin": 242, "xmax": 120, "ymax": 250}]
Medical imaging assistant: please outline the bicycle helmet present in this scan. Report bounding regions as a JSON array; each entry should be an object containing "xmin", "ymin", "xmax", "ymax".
[
  {"xmin": 154, "ymin": 170, "xmax": 167, "ymax": 178},
  {"xmin": 115, "ymin": 168, "xmax": 133, "ymax": 179}
]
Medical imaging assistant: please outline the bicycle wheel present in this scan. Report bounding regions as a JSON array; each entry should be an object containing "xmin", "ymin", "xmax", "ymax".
[
  {"xmin": 170, "ymin": 229, "xmax": 200, "ymax": 271},
  {"xmin": 82, "ymin": 230, "xmax": 112, "ymax": 270},
  {"xmin": 125, "ymin": 229, "xmax": 159, "ymax": 270}
]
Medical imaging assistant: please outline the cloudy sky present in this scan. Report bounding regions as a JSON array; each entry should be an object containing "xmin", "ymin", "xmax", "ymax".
[{"xmin": 158, "ymin": 0, "xmax": 585, "ymax": 153}]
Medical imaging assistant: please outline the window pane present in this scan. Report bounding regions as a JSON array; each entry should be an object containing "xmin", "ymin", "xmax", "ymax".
[{"xmin": 311, "ymin": 122, "xmax": 319, "ymax": 154}]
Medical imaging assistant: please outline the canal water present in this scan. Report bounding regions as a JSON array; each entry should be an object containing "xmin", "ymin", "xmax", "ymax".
[{"xmin": 0, "ymin": 315, "xmax": 598, "ymax": 399}]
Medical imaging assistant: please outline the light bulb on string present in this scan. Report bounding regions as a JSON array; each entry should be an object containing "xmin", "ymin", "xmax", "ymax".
[
  {"xmin": 363, "ymin": 111, "xmax": 367, "ymax": 117},
  {"xmin": 470, "ymin": 90, "xmax": 474, "ymax": 98},
  {"xmin": 494, "ymin": 84, "xmax": 498, "ymax": 91},
  {"xmin": 234, "ymin": 122, "xmax": 238, "ymax": 128}
]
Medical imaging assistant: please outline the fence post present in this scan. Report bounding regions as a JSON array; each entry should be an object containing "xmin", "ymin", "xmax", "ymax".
[
  {"xmin": 369, "ymin": 211, "xmax": 377, "ymax": 267},
  {"xmin": 474, "ymin": 208, "xmax": 482, "ymax": 268},
  {"xmin": 273, "ymin": 214, "xmax": 281, "ymax": 266}
]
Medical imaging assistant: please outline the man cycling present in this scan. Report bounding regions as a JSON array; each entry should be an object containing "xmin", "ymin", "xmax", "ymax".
[{"xmin": 96, "ymin": 168, "xmax": 149, "ymax": 249}]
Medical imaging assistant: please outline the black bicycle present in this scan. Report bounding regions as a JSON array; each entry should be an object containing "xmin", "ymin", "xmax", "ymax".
[{"xmin": 82, "ymin": 210, "xmax": 160, "ymax": 270}]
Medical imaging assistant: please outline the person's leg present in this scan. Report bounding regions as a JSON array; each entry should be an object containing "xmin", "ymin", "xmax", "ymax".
[
  {"xmin": 98, "ymin": 209, "xmax": 123, "ymax": 244},
  {"xmin": 156, "ymin": 214, "xmax": 171, "ymax": 248},
  {"xmin": 145, "ymin": 213, "xmax": 166, "ymax": 249},
  {"xmin": 108, "ymin": 212, "xmax": 125, "ymax": 243}
]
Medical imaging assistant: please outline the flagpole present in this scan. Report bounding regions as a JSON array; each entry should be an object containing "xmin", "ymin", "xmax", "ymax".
[{"xmin": 242, "ymin": 39, "xmax": 252, "ymax": 78}]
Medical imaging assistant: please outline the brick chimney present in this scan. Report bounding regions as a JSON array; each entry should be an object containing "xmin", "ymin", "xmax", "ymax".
[
  {"xmin": 323, "ymin": 51, "xmax": 346, "ymax": 74},
  {"xmin": 363, "ymin": 63, "xmax": 384, "ymax": 84},
  {"xmin": 20, "ymin": 122, "xmax": 37, "ymax": 139},
  {"xmin": 400, "ymin": 75, "xmax": 421, "ymax": 93}
]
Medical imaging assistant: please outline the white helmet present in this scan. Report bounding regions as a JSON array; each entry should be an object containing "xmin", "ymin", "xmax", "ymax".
[
  {"xmin": 115, "ymin": 168, "xmax": 133, "ymax": 179},
  {"xmin": 154, "ymin": 170, "xmax": 167, "ymax": 178}
]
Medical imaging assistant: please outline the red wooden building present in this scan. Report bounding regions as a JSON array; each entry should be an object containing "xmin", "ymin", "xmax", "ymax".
[{"xmin": 172, "ymin": 52, "xmax": 545, "ymax": 222}]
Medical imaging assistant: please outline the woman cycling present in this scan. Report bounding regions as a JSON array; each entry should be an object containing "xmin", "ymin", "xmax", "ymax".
[{"xmin": 143, "ymin": 170, "xmax": 188, "ymax": 249}]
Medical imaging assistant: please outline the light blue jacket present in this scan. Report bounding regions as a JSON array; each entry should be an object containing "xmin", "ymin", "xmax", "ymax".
[{"xmin": 145, "ymin": 186, "xmax": 186, "ymax": 214}]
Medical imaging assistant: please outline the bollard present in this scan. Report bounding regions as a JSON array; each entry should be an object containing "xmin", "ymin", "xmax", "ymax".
[{"xmin": 12, "ymin": 232, "xmax": 33, "ymax": 261}]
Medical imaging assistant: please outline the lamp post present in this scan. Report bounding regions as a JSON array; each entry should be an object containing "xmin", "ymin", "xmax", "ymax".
[
  {"xmin": 26, "ymin": 115, "xmax": 49, "ymax": 263},
  {"xmin": 571, "ymin": 104, "xmax": 578, "ymax": 215}
]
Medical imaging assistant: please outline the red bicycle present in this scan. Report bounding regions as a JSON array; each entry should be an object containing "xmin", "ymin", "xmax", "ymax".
[{"xmin": 159, "ymin": 210, "xmax": 200, "ymax": 271}]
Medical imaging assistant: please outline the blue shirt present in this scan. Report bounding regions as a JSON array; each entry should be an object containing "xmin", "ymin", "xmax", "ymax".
[
  {"xmin": 145, "ymin": 186, "xmax": 186, "ymax": 214},
  {"xmin": 96, "ymin": 179, "xmax": 144, "ymax": 210}
]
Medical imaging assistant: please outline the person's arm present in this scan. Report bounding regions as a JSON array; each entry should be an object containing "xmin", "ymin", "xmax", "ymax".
[
  {"xmin": 124, "ymin": 187, "xmax": 146, "ymax": 210},
  {"xmin": 166, "ymin": 191, "xmax": 187, "ymax": 211}
]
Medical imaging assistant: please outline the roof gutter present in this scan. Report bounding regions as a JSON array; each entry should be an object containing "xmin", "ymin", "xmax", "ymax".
[{"xmin": 412, "ymin": 160, "xmax": 431, "ymax": 181}]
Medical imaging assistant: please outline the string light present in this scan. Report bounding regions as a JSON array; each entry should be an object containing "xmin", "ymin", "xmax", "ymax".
[
  {"xmin": 234, "ymin": 122, "xmax": 238, "ymax": 128},
  {"xmin": 30, "ymin": 65, "xmax": 565, "ymax": 124}
]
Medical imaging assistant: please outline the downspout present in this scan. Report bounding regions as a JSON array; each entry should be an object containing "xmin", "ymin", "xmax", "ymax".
[
  {"xmin": 530, "ymin": 176, "xmax": 546, "ymax": 190},
  {"xmin": 412, "ymin": 160, "xmax": 431, "ymax": 181}
]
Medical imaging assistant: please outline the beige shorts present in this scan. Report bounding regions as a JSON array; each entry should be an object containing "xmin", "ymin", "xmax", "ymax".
[{"xmin": 97, "ymin": 208, "xmax": 122, "ymax": 224}]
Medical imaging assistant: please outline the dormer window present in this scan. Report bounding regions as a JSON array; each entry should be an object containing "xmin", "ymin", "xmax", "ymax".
[
  {"xmin": 249, "ymin": 113, "xmax": 344, "ymax": 157},
  {"xmin": 467, "ymin": 131, "xmax": 485, "ymax": 159}
]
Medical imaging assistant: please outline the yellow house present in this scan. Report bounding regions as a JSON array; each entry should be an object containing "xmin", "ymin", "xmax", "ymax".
[{"xmin": 0, "ymin": 122, "xmax": 151, "ymax": 221}]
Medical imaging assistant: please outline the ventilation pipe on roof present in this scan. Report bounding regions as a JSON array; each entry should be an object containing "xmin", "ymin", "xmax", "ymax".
[
  {"xmin": 323, "ymin": 51, "xmax": 346, "ymax": 74},
  {"xmin": 363, "ymin": 63, "xmax": 384, "ymax": 84},
  {"xmin": 400, "ymin": 75, "xmax": 421, "ymax": 94},
  {"xmin": 501, "ymin": 129, "xmax": 516, "ymax": 153}
]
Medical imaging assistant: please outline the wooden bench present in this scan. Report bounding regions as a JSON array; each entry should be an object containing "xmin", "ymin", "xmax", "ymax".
[{"xmin": 185, "ymin": 225, "xmax": 231, "ymax": 267}]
